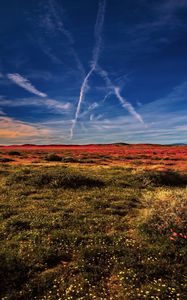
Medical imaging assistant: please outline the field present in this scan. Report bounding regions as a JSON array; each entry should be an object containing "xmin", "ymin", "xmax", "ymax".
[
  {"xmin": 0, "ymin": 144, "xmax": 187, "ymax": 299},
  {"xmin": 0, "ymin": 144, "xmax": 187, "ymax": 170}
]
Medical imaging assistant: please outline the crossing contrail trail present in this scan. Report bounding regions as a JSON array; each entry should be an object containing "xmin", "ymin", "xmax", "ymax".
[
  {"xmin": 96, "ymin": 65, "xmax": 144, "ymax": 124},
  {"xmin": 70, "ymin": 0, "xmax": 106, "ymax": 139}
]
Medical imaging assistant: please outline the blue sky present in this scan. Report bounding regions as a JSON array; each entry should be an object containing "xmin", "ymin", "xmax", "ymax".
[{"xmin": 0, "ymin": 0, "xmax": 187, "ymax": 144}]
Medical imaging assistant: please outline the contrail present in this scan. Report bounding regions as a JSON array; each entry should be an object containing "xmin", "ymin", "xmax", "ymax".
[
  {"xmin": 102, "ymin": 91, "xmax": 112, "ymax": 103},
  {"xmin": 70, "ymin": 0, "xmax": 143, "ymax": 138},
  {"xmin": 92, "ymin": 0, "xmax": 106, "ymax": 68},
  {"xmin": 44, "ymin": 0, "xmax": 85, "ymax": 77},
  {"xmin": 70, "ymin": 0, "xmax": 106, "ymax": 139},
  {"xmin": 70, "ymin": 68, "xmax": 95, "ymax": 138},
  {"xmin": 96, "ymin": 65, "xmax": 144, "ymax": 123}
]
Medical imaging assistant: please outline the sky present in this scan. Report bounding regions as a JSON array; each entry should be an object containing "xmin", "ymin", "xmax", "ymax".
[{"xmin": 0, "ymin": 0, "xmax": 187, "ymax": 145}]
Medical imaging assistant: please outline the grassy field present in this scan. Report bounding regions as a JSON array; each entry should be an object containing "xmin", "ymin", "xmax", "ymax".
[{"xmin": 0, "ymin": 146, "xmax": 187, "ymax": 299}]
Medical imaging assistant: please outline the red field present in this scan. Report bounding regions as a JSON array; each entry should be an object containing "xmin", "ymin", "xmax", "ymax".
[{"xmin": 1, "ymin": 144, "xmax": 187, "ymax": 170}]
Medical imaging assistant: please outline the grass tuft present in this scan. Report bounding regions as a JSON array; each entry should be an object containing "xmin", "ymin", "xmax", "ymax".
[{"xmin": 6, "ymin": 168, "xmax": 105, "ymax": 189}]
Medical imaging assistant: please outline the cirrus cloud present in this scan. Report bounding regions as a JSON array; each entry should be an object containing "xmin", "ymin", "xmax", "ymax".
[{"xmin": 7, "ymin": 73, "xmax": 47, "ymax": 97}]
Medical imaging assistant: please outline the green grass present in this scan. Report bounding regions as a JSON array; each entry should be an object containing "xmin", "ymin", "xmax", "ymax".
[{"xmin": 0, "ymin": 165, "xmax": 186, "ymax": 299}]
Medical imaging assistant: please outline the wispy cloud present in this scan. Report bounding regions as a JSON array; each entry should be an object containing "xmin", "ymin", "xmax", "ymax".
[
  {"xmin": 0, "ymin": 109, "xmax": 5, "ymax": 115},
  {"xmin": 122, "ymin": 0, "xmax": 187, "ymax": 56},
  {"xmin": 36, "ymin": 37, "xmax": 63, "ymax": 65},
  {"xmin": 7, "ymin": 73, "xmax": 47, "ymax": 97},
  {"xmin": 152, "ymin": 0, "xmax": 187, "ymax": 28},
  {"xmin": 5, "ymin": 73, "xmax": 72, "ymax": 114},
  {"xmin": 105, "ymin": 0, "xmax": 187, "ymax": 62},
  {"xmin": 79, "ymin": 102, "xmax": 99, "ymax": 118},
  {"xmin": 37, "ymin": 0, "xmax": 85, "ymax": 76},
  {"xmin": 43, "ymin": 0, "xmax": 74, "ymax": 43},
  {"xmin": 90, "ymin": 113, "xmax": 103, "ymax": 121},
  {"xmin": 141, "ymin": 80, "xmax": 187, "ymax": 114},
  {"xmin": 47, "ymin": 0, "xmax": 85, "ymax": 75},
  {"xmin": 0, "ymin": 97, "xmax": 71, "ymax": 114},
  {"xmin": 0, "ymin": 116, "xmax": 50, "ymax": 140},
  {"xmin": 45, "ymin": 99, "xmax": 71, "ymax": 110}
]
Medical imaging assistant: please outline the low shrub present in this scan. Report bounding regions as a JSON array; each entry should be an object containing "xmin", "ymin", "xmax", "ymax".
[
  {"xmin": 61, "ymin": 157, "xmax": 79, "ymax": 163},
  {"xmin": 5, "ymin": 218, "xmax": 31, "ymax": 232},
  {"xmin": 145, "ymin": 171, "xmax": 187, "ymax": 187},
  {"xmin": 45, "ymin": 153, "xmax": 62, "ymax": 162},
  {"xmin": 0, "ymin": 157, "xmax": 14, "ymax": 163},
  {"xmin": 118, "ymin": 171, "xmax": 187, "ymax": 188},
  {"xmin": 8, "ymin": 151, "xmax": 21, "ymax": 156},
  {"xmin": 0, "ymin": 251, "xmax": 29, "ymax": 293}
]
